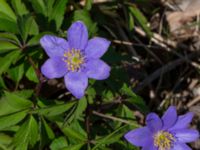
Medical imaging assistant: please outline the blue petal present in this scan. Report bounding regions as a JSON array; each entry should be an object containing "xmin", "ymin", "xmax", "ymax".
[
  {"xmin": 173, "ymin": 129, "xmax": 199, "ymax": 143},
  {"xmin": 41, "ymin": 58, "xmax": 67, "ymax": 79},
  {"xmin": 85, "ymin": 59, "xmax": 110, "ymax": 80},
  {"xmin": 40, "ymin": 35, "xmax": 69, "ymax": 58},
  {"xmin": 169, "ymin": 112, "xmax": 194, "ymax": 131},
  {"xmin": 64, "ymin": 72, "xmax": 88, "ymax": 99},
  {"xmin": 142, "ymin": 140, "xmax": 157, "ymax": 150},
  {"xmin": 124, "ymin": 127, "xmax": 152, "ymax": 147},
  {"xmin": 146, "ymin": 113, "xmax": 162, "ymax": 132},
  {"xmin": 162, "ymin": 106, "xmax": 177, "ymax": 130},
  {"xmin": 67, "ymin": 21, "xmax": 88, "ymax": 50},
  {"xmin": 171, "ymin": 143, "xmax": 192, "ymax": 150},
  {"xmin": 85, "ymin": 37, "xmax": 110, "ymax": 59}
]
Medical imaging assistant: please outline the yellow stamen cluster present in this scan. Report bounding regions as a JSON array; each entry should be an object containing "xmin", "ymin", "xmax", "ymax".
[
  {"xmin": 154, "ymin": 131, "xmax": 175, "ymax": 150},
  {"xmin": 63, "ymin": 48, "xmax": 85, "ymax": 72}
]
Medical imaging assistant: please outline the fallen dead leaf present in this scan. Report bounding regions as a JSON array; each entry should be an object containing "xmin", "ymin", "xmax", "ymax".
[{"xmin": 165, "ymin": 0, "xmax": 200, "ymax": 38}]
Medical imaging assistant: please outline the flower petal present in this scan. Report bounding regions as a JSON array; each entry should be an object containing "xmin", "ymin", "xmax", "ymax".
[
  {"xmin": 162, "ymin": 106, "xmax": 177, "ymax": 130},
  {"xmin": 142, "ymin": 141, "xmax": 157, "ymax": 150},
  {"xmin": 85, "ymin": 37, "xmax": 110, "ymax": 59},
  {"xmin": 85, "ymin": 59, "xmax": 110, "ymax": 80},
  {"xmin": 171, "ymin": 143, "xmax": 192, "ymax": 150},
  {"xmin": 124, "ymin": 127, "xmax": 152, "ymax": 147},
  {"xmin": 40, "ymin": 35, "xmax": 69, "ymax": 58},
  {"xmin": 169, "ymin": 112, "xmax": 194, "ymax": 131},
  {"xmin": 173, "ymin": 129, "xmax": 199, "ymax": 143},
  {"xmin": 146, "ymin": 113, "xmax": 162, "ymax": 132},
  {"xmin": 41, "ymin": 58, "xmax": 67, "ymax": 79},
  {"xmin": 64, "ymin": 72, "xmax": 88, "ymax": 99},
  {"xmin": 67, "ymin": 21, "xmax": 88, "ymax": 50}
]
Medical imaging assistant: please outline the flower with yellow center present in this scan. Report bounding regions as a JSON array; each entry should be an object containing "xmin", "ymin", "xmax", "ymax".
[
  {"xmin": 124, "ymin": 106, "xmax": 199, "ymax": 150},
  {"xmin": 40, "ymin": 21, "xmax": 111, "ymax": 99},
  {"xmin": 63, "ymin": 48, "xmax": 85, "ymax": 72},
  {"xmin": 154, "ymin": 131, "xmax": 175, "ymax": 150}
]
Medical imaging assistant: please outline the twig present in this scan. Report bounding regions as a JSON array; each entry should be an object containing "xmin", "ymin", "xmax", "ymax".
[
  {"xmin": 92, "ymin": 110, "xmax": 140, "ymax": 127},
  {"xmin": 134, "ymin": 26, "xmax": 177, "ymax": 50},
  {"xmin": 115, "ymin": 20, "xmax": 139, "ymax": 56},
  {"xmin": 112, "ymin": 40, "xmax": 133, "ymax": 46},
  {"xmin": 187, "ymin": 96, "xmax": 200, "ymax": 107},
  {"xmin": 133, "ymin": 36, "xmax": 163, "ymax": 64},
  {"xmin": 134, "ymin": 52, "xmax": 200, "ymax": 92},
  {"xmin": 112, "ymin": 39, "xmax": 164, "ymax": 49}
]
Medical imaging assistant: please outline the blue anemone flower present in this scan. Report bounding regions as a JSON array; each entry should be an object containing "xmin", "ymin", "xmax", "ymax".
[
  {"xmin": 40, "ymin": 21, "xmax": 111, "ymax": 99},
  {"xmin": 124, "ymin": 106, "xmax": 199, "ymax": 150}
]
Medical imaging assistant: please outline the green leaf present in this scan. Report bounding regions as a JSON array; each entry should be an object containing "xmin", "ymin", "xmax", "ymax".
[
  {"xmin": 4, "ymin": 91, "xmax": 33, "ymax": 110},
  {"xmin": 0, "ymin": 33, "xmax": 20, "ymax": 45},
  {"xmin": 0, "ymin": 144, "xmax": 13, "ymax": 150},
  {"xmin": 42, "ymin": 117, "xmax": 55, "ymax": 140},
  {"xmin": 93, "ymin": 125, "xmax": 128, "ymax": 150},
  {"xmin": 36, "ymin": 101, "xmax": 76, "ymax": 117},
  {"xmin": 13, "ymin": 116, "xmax": 38, "ymax": 149},
  {"xmin": 27, "ymin": 32, "xmax": 50, "ymax": 46},
  {"xmin": 69, "ymin": 120, "xmax": 87, "ymax": 138},
  {"xmin": 0, "ymin": 133, "xmax": 12, "ymax": 145},
  {"xmin": 14, "ymin": 90, "xmax": 34, "ymax": 99},
  {"xmin": 50, "ymin": 137, "xmax": 68, "ymax": 150},
  {"xmin": 57, "ymin": 122, "xmax": 86, "ymax": 142},
  {"xmin": 0, "ymin": 110, "xmax": 27, "ymax": 130},
  {"xmin": 0, "ymin": 18, "xmax": 18, "ymax": 33},
  {"xmin": 46, "ymin": 0, "xmax": 55, "ymax": 17},
  {"xmin": 0, "ymin": 40, "xmax": 18, "ymax": 54},
  {"xmin": 63, "ymin": 144, "xmax": 84, "ymax": 150},
  {"xmin": 0, "ymin": 0, "xmax": 16, "ymax": 22},
  {"xmin": 26, "ymin": 16, "xmax": 39, "ymax": 35},
  {"xmin": 0, "ymin": 98, "xmax": 19, "ymax": 116},
  {"xmin": 115, "ymin": 105, "xmax": 136, "ymax": 128},
  {"xmin": 25, "ymin": 65, "xmax": 39, "ymax": 83},
  {"xmin": 121, "ymin": 105, "xmax": 135, "ymax": 119},
  {"xmin": 120, "ymin": 84, "xmax": 149, "ymax": 113},
  {"xmin": 0, "ymin": 90, "xmax": 32, "ymax": 116},
  {"xmin": 0, "ymin": 50, "xmax": 21, "ymax": 75},
  {"xmin": 73, "ymin": 9, "xmax": 97, "ymax": 36},
  {"xmin": 8, "ymin": 64, "xmax": 24, "ymax": 83},
  {"xmin": 17, "ymin": 15, "xmax": 39, "ymax": 42},
  {"xmin": 29, "ymin": 0, "xmax": 46, "ymax": 15},
  {"xmin": 11, "ymin": 0, "xmax": 29, "ymax": 16},
  {"xmin": 0, "ymin": 125, "xmax": 19, "ymax": 132},
  {"xmin": 128, "ymin": 12, "xmax": 134, "ymax": 30},
  {"xmin": 0, "ymin": 76, "xmax": 6, "ymax": 89},
  {"xmin": 129, "ymin": 6, "xmax": 152, "ymax": 37},
  {"xmin": 86, "ymin": 87, "xmax": 96, "ymax": 104},
  {"xmin": 85, "ymin": 0, "xmax": 93, "ymax": 10},
  {"xmin": 40, "ymin": 117, "xmax": 55, "ymax": 149},
  {"xmin": 49, "ymin": 0, "xmax": 69, "ymax": 30},
  {"xmin": 0, "ymin": 133, "xmax": 14, "ymax": 150},
  {"xmin": 74, "ymin": 97, "xmax": 87, "ymax": 120}
]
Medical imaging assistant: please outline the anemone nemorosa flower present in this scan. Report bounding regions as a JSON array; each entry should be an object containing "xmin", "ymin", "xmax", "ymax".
[
  {"xmin": 40, "ymin": 21, "xmax": 111, "ymax": 99},
  {"xmin": 124, "ymin": 106, "xmax": 199, "ymax": 150}
]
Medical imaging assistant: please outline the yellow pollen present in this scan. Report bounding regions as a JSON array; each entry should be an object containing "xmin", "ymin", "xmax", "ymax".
[
  {"xmin": 63, "ymin": 48, "xmax": 85, "ymax": 72},
  {"xmin": 154, "ymin": 131, "xmax": 175, "ymax": 150}
]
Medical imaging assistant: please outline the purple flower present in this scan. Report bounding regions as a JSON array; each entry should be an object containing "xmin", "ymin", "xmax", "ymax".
[
  {"xmin": 40, "ymin": 21, "xmax": 111, "ymax": 99},
  {"xmin": 124, "ymin": 106, "xmax": 199, "ymax": 150}
]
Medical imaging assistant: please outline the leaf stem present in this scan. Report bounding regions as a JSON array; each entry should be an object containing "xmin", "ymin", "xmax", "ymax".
[{"xmin": 27, "ymin": 56, "xmax": 46, "ymax": 96}]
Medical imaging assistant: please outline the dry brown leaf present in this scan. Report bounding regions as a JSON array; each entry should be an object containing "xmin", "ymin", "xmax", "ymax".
[{"xmin": 166, "ymin": 0, "xmax": 200, "ymax": 38}]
